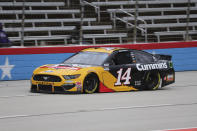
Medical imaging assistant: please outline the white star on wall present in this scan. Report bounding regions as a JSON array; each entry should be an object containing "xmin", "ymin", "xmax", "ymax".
[{"xmin": 0, "ymin": 57, "xmax": 15, "ymax": 80}]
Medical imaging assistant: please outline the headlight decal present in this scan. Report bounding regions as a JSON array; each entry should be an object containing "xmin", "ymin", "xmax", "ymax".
[{"xmin": 63, "ymin": 74, "xmax": 81, "ymax": 80}]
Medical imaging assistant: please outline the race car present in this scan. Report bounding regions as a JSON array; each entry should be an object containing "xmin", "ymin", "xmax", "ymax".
[{"xmin": 31, "ymin": 47, "xmax": 175, "ymax": 94}]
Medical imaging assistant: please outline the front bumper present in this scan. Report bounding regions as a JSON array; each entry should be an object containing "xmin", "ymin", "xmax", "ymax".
[
  {"xmin": 31, "ymin": 84, "xmax": 82, "ymax": 94},
  {"xmin": 31, "ymin": 73, "xmax": 84, "ymax": 94}
]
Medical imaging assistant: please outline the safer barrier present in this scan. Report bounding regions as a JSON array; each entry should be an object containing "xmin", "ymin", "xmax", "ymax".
[{"xmin": 0, "ymin": 41, "xmax": 197, "ymax": 80}]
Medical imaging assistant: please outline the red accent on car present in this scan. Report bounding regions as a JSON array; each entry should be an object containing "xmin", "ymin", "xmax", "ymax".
[
  {"xmin": 40, "ymin": 65, "xmax": 80, "ymax": 70},
  {"xmin": 99, "ymin": 82, "xmax": 114, "ymax": 93}
]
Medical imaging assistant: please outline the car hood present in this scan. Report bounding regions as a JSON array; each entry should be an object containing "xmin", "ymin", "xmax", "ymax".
[{"xmin": 34, "ymin": 64, "xmax": 90, "ymax": 75}]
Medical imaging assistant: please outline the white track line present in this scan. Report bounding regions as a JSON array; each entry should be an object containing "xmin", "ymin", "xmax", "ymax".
[
  {"xmin": 0, "ymin": 94, "xmax": 42, "ymax": 98},
  {"xmin": 0, "ymin": 102, "xmax": 197, "ymax": 120}
]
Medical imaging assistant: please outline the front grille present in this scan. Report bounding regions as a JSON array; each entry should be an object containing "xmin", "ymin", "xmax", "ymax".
[
  {"xmin": 54, "ymin": 86, "xmax": 64, "ymax": 92},
  {"xmin": 33, "ymin": 74, "xmax": 62, "ymax": 82},
  {"xmin": 38, "ymin": 84, "xmax": 52, "ymax": 92},
  {"xmin": 62, "ymin": 84, "xmax": 75, "ymax": 90}
]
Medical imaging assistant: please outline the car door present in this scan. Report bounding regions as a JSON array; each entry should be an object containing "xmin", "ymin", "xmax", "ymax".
[{"xmin": 102, "ymin": 50, "xmax": 137, "ymax": 91}]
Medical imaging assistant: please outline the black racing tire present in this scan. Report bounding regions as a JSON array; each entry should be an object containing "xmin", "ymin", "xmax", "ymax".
[
  {"xmin": 30, "ymin": 88, "xmax": 37, "ymax": 93},
  {"xmin": 30, "ymin": 85, "xmax": 38, "ymax": 93},
  {"xmin": 145, "ymin": 71, "xmax": 161, "ymax": 90},
  {"xmin": 83, "ymin": 73, "xmax": 99, "ymax": 94}
]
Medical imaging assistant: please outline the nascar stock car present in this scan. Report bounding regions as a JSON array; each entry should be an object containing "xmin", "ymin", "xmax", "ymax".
[{"xmin": 31, "ymin": 47, "xmax": 175, "ymax": 94}]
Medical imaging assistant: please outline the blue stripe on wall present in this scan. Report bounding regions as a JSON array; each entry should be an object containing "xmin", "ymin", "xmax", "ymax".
[
  {"xmin": 146, "ymin": 47, "xmax": 197, "ymax": 72},
  {"xmin": 0, "ymin": 53, "xmax": 74, "ymax": 80},
  {"xmin": 0, "ymin": 47, "xmax": 197, "ymax": 80}
]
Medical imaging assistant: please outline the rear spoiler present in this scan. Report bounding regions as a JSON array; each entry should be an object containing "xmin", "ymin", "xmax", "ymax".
[{"xmin": 154, "ymin": 54, "xmax": 172, "ymax": 61}]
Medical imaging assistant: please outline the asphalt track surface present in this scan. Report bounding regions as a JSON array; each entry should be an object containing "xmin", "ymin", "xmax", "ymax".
[{"xmin": 0, "ymin": 71, "xmax": 197, "ymax": 131}]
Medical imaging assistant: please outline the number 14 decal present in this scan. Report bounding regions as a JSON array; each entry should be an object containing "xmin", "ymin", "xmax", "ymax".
[{"xmin": 115, "ymin": 68, "xmax": 131, "ymax": 86}]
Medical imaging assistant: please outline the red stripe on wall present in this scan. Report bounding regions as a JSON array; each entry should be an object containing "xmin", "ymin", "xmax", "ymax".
[{"xmin": 0, "ymin": 41, "xmax": 197, "ymax": 55}]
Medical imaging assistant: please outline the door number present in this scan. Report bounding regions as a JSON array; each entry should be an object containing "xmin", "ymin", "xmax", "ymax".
[{"xmin": 115, "ymin": 68, "xmax": 131, "ymax": 86}]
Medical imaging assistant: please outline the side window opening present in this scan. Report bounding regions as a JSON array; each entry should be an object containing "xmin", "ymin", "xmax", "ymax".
[
  {"xmin": 113, "ymin": 51, "xmax": 133, "ymax": 65},
  {"xmin": 134, "ymin": 50, "xmax": 154, "ymax": 63}
]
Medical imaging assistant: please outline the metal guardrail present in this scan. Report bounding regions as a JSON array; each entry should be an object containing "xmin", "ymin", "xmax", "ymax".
[
  {"xmin": 83, "ymin": 1, "xmax": 100, "ymax": 22},
  {"xmin": 112, "ymin": 9, "xmax": 147, "ymax": 43}
]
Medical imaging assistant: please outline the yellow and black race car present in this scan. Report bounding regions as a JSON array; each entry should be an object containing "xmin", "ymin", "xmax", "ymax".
[{"xmin": 31, "ymin": 47, "xmax": 175, "ymax": 94}]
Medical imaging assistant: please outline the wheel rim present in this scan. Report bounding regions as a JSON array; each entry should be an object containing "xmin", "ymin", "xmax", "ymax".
[
  {"xmin": 146, "ymin": 72, "xmax": 160, "ymax": 90},
  {"xmin": 83, "ymin": 74, "xmax": 98, "ymax": 93}
]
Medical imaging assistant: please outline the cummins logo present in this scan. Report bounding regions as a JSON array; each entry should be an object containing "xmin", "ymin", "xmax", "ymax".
[{"xmin": 136, "ymin": 63, "xmax": 168, "ymax": 71}]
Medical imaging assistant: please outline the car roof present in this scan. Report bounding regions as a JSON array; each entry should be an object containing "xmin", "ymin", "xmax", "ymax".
[{"xmin": 81, "ymin": 47, "xmax": 125, "ymax": 54}]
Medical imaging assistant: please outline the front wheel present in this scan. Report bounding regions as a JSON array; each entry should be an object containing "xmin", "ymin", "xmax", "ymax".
[
  {"xmin": 145, "ymin": 72, "xmax": 161, "ymax": 90},
  {"xmin": 83, "ymin": 73, "xmax": 99, "ymax": 94}
]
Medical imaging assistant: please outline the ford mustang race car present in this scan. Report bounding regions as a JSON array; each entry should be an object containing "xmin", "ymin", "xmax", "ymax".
[{"xmin": 31, "ymin": 47, "xmax": 175, "ymax": 94}]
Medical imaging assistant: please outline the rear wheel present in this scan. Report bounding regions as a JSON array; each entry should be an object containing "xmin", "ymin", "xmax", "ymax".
[
  {"xmin": 145, "ymin": 72, "xmax": 161, "ymax": 90},
  {"xmin": 83, "ymin": 73, "xmax": 99, "ymax": 94}
]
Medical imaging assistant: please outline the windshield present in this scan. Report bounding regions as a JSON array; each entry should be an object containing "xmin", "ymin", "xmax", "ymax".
[{"xmin": 63, "ymin": 52, "xmax": 109, "ymax": 66}]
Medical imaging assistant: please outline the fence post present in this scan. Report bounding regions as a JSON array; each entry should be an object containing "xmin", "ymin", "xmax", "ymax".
[
  {"xmin": 21, "ymin": 0, "xmax": 25, "ymax": 46},
  {"xmin": 186, "ymin": 0, "xmax": 191, "ymax": 41},
  {"xmin": 79, "ymin": 0, "xmax": 84, "ymax": 45},
  {"xmin": 133, "ymin": 0, "xmax": 139, "ymax": 43}
]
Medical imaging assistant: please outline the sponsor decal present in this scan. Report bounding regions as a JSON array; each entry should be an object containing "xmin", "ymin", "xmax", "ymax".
[
  {"xmin": 36, "ymin": 81, "xmax": 54, "ymax": 85},
  {"xmin": 165, "ymin": 74, "xmax": 174, "ymax": 81},
  {"xmin": 104, "ymin": 63, "xmax": 109, "ymax": 71},
  {"xmin": 169, "ymin": 61, "xmax": 173, "ymax": 68},
  {"xmin": 135, "ymin": 81, "xmax": 141, "ymax": 86},
  {"xmin": 40, "ymin": 64, "xmax": 80, "ymax": 70},
  {"xmin": 136, "ymin": 63, "xmax": 168, "ymax": 71},
  {"xmin": 76, "ymin": 82, "xmax": 82, "ymax": 91},
  {"xmin": 130, "ymin": 52, "xmax": 136, "ymax": 63},
  {"xmin": 76, "ymin": 82, "xmax": 81, "ymax": 86}
]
